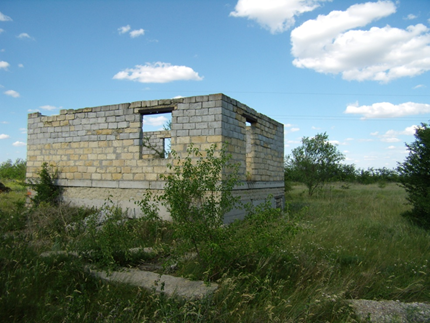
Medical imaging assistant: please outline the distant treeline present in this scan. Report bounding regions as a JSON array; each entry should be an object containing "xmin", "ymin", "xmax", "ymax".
[
  {"xmin": 0, "ymin": 158, "xmax": 400, "ymax": 185},
  {"xmin": 285, "ymin": 163, "xmax": 400, "ymax": 185},
  {"xmin": 0, "ymin": 159, "xmax": 27, "ymax": 181}
]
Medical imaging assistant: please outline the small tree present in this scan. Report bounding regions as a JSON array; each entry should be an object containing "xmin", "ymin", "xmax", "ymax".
[
  {"xmin": 30, "ymin": 162, "xmax": 61, "ymax": 207},
  {"xmin": 138, "ymin": 144, "xmax": 241, "ymax": 258},
  {"xmin": 285, "ymin": 132, "xmax": 345, "ymax": 196},
  {"xmin": 398, "ymin": 123, "xmax": 430, "ymax": 228}
]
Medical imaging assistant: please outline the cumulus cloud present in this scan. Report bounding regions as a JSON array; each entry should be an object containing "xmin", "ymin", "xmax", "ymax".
[
  {"xmin": 113, "ymin": 62, "xmax": 203, "ymax": 83},
  {"xmin": 0, "ymin": 61, "xmax": 9, "ymax": 70},
  {"xmin": 230, "ymin": 0, "xmax": 328, "ymax": 34},
  {"xmin": 291, "ymin": 1, "xmax": 430, "ymax": 82},
  {"xmin": 379, "ymin": 125, "xmax": 418, "ymax": 142},
  {"xmin": 18, "ymin": 33, "xmax": 30, "ymax": 39},
  {"xmin": 0, "ymin": 12, "xmax": 12, "ymax": 21},
  {"xmin": 17, "ymin": 33, "xmax": 33, "ymax": 40},
  {"xmin": 405, "ymin": 14, "xmax": 417, "ymax": 20},
  {"xmin": 0, "ymin": 134, "xmax": 10, "ymax": 139},
  {"xmin": 143, "ymin": 115, "xmax": 168, "ymax": 127},
  {"xmin": 40, "ymin": 105, "xmax": 60, "ymax": 111},
  {"xmin": 345, "ymin": 101, "xmax": 430, "ymax": 118},
  {"xmin": 4, "ymin": 90, "xmax": 20, "ymax": 98},
  {"xmin": 118, "ymin": 25, "xmax": 131, "ymax": 34},
  {"xmin": 118, "ymin": 25, "xmax": 145, "ymax": 38},
  {"xmin": 130, "ymin": 29, "xmax": 145, "ymax": 38},
  {"xmin": 12, "ymin": 141, "xmax": 26, "ymax": 147}
]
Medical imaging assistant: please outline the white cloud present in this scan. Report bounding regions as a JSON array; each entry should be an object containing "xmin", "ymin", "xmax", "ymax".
[
  {"xmin": 0, "ymin": 61, "xmax": 9, "ymax": 70},
  {"xmin": 230, "ymin": 0, "xmax": 328, "ymax": 34},
  {"xmin": 0, "ymin": 134, "xmax": 10, "ymax": 139},
  {"xmin": 118, "ymin": 25, "xmax": 145, "ymax": 38},
  {"xmin": 290, "ymin": 127, "xmax": 300, "ymax": 132},
  {"xmin": 4, "ymin": 90, "xmax": 20, "ymax": 98},
  {"xmin": 113, "ymin": 62, "xmax": 203, "ymax": 83},
  {"xmin": 405, "ymin": 14, "xmax": 417, "ymax": 20},
  {"xmin": 130, "ymin": 29, "xmax": 145, "ymax": 38},
  {"xmin": 413, "ymin": 84, "xmax": 425, "ymax": 89},
  {"xmin": 17, "ymin": 33, "xmax": 33, "ymax": 40},
  {"xmin": 19, "ymin": 128, "xmax": 27, "ymax": 134},
  {"xmin": 284, "ymin": 123, "xmax": 293, "ymax": 127},
  {"xmin": 40, "ymin": 105, "xmax": 60, "ymax": 111},
  {"xmin": 143, "ymin": 115, "xmax": 168, "ymax": 127},
  {"xmin": 18, "ymin": 63, "xmax": 24, "ymax": 68},
  {"xmin": 329, "ymin": 140, "xmax": 340, "ymax": 145},
  {"xmin": 12, "ymin": 141, "xmax": 26, "ymax": 147},
  {"xmin": 0, "ymin": 12, "xmax": 12, "ymax": 22},
  {"xmin": 173, "ymin": 95, "xmax": 184, "ymax": 99},
  {"xmin": 118, "ymin": 25, "xmax": 131, "ymax": 34},
  {"xmin": 370, "ymin": 131, "xmax": 379, "ymax": 136},
  {"xmin": 379, "ymin": 125, "xmax": 418, "ymax": 142},
  {"xmin": 400, "ymin": 125, "xmax": 418, "ymax": 135},
  {"xmin": 387, "ymin": 145, "xmax": 396, "ymax": 149},
  {"xmin": 28, "ymin": 109, "xmax": 40, "ymax": 112},
  {"xmin": 345, "ymin": 101, "xmax": 430, "ymax": 118},
  {"xmin": 345, "ymin": 138, "xmax": 354, "ymax": 141},
  {"xmin": 0, "ymin": 28, "xmax": 4, "ymax": 34},
  {"xmin": 291, "ymin": 1, "xmax": 430, "ymax": 82},
  {"xmin": 381, "ymin": 137, "xmax": 401, "ymax": 143},
  {"xmin": 311, "ymin": 126, "xmax": 321, "ymax": 130}
]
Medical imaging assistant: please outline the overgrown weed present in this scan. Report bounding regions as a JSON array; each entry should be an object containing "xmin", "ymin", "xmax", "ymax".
[{"xmin": 1, "ymin": 182, "xmax": 429, "ymax": 322}]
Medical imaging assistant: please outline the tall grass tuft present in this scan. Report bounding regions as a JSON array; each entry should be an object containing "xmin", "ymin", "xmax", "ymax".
[{"xmin": 1, "ymin": 182, "xmax": 429, "ymax": 322}]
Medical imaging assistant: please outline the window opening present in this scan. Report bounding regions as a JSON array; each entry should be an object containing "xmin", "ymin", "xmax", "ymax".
[
  {"xmin": 141, "ymin": 112, "xmax": 172, "ymax": 159},
  {"xmin": 245, "ymin": 118, "xmax": 256, "ymax": 181},
  {"xmin": 142, "ymin": 112, "xmax": 172, "ymax": 133},
  {"xmin": 164, "ymin": 138, "xmax": 171, "ymax": 158}
]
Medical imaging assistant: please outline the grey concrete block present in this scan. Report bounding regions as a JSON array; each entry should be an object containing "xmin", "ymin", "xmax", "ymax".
[{"xmin": 176, "ymin": 130, "xmax": 189, "ymax": 136}]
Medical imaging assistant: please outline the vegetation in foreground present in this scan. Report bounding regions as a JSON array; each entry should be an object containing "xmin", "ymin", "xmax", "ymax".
[{"xmin": 1, "ymin": 181, "xmax": 429, "ymax": 322}]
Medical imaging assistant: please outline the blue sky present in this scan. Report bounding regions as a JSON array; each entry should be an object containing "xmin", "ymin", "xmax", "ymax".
[{"xmin": 1, "ymin": 0, "xmax": 430, "ymax": 169}]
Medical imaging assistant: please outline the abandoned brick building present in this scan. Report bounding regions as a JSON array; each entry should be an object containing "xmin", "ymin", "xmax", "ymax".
[{"xmin": 26, "ymin": 93, "xmax": 284, "ymax": 222}]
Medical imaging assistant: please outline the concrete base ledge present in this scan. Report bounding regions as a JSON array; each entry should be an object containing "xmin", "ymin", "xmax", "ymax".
[
  {"xmin": 86, "ymin": 266, "xmax": 218, "ymax": 300},
  {"xmin": 55, "ymin": 179, "xmax": 284, "ymax": 191}
]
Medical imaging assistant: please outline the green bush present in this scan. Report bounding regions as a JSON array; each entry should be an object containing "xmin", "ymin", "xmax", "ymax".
[
  {"xmin": 398, "ymin": 122, "xmax": 430, "ymax": 228},
  {"xmin": 29, "ymin": 162, "xmax": 61, "ymax": 207},
  {"xmin": 141, "ymin": 144, "xmax": 241, "ymax": 260},
  {"xmin": 0, "ymin": 159, "xmax": 26, "ymax": 181}
]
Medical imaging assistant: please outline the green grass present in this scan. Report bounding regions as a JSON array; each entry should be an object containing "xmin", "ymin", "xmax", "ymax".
[{"xmin": 0, "ymin": 182, "xmax": 429, "ymax": 322}]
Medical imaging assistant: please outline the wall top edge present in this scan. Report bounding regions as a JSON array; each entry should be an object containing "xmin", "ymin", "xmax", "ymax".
[{"xmin": 26, "ymin": 93, "xmax": 282, "ymax": 127}]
